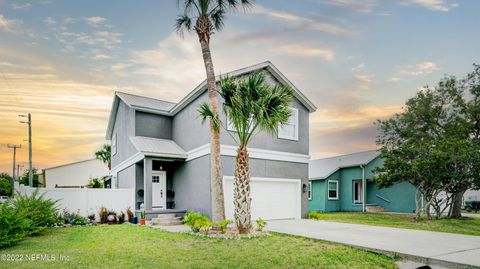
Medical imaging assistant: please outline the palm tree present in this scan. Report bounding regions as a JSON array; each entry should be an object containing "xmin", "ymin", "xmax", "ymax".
[
  {"xmin": 199, "ymin": 72, "xmax": 293, "ymax": 233},
  {"xmin": 95, "ymin": 144, "xmax": 111, "ymax": 170},
  {"xmin": 175, "ymin": 0, "xmax": 253, "ymax": 222}
]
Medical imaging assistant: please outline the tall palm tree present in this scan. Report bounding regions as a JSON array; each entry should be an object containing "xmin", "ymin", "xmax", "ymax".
[
  {"xmin": 199, "ymin": 72, "xmax": 293, "ymax": 233},
  {"xmin": 175, "ymin": 0, "xmax": 253, "ymax": 222},
  {"xmin": 95, "ymin": 144, "xmax": 111, "ymax": 170}
]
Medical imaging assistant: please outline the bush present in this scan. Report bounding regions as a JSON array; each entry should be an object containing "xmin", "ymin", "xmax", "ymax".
[
  {"xmin": 0, "ymin": 202, "xmax": 30, "ymax": 248},
  {"xmin": 183, "ymin": 211, "xmax": 212, "ymax": 233},
  {"xmin": 117, "ymin": 212, "xmax": 125, "ymax": 224},
  {"xmin": 57, "ymin": 209, "xmax": 89, "ymax": 226},
  {"xmin": 0, "ymin": 173, "xmax": 13, "ymax": 196},
  {"xmin": 12, "ymin": 190, "xmax": 58, "ymax": 234},
  {"xmin": 256, "ymin": 218, "xmax": 267, "ymax": 231},
  {"xmin": 214, "ymin": 220, "xmax": 232, "ymax": 234},
  {"xmin": 87, "ymin": 177, "xmax": 103, "ymax": 188},
  {"xmin": 0, "ymin": 190, "xmax": 58, "ymax": 248},
  {"xmin": 307, "ymin": 211, "xmax": 324, "ymax": 220}
]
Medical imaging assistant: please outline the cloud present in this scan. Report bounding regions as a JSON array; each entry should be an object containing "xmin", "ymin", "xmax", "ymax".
[
  {"xmin": 355, "ymin": 74, "xmax": 373, "ymax": 84},
  {"xmin": 352, "ymin": 63, "xmax": 366, "ymax": 72},
  {"xmin": 270, "ymin": 44, "xmax": 335, "ymax": 61},
  {"xmin": 0, "ymin": 14, "xmax": 22, "ymax": 33},
  {"xmin": 401, "ymin": 0, "xmax": 459, "ymax": 12},
  {"xmin": 11, "ymin": 2, "xmax": 32, "ymax": 10},
  {"xmin": 324, "ymin": 0, "xmax": 377, "ymax": 13},
  {"xmin": 84, "ymin": 16, "xmax": 108, "ymax": 28},
  {"xmin": 399, "ymin": 61, "xmax": 439, "ymax": 76},
  {"xmin": 252, "ymin": 5, "xmax": 348, "ymax": 35}
]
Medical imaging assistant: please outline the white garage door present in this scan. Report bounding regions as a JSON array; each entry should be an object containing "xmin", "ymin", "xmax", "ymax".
[{"xmin": 223, "ymin": 177, "xmax": 301, "ymax": 220}]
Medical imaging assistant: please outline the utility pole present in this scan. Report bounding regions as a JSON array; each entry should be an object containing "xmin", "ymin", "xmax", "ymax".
[
  {"xmin": 7, "ymin": 144, "xmax": 21, "ymax": 194},
  {"xmin": 19, "ymin": 113, "xmax": 32, "ymax": 187},
  {"xmin": 16, "ymin": 164, "xmax": 24, "ymax": 179}
]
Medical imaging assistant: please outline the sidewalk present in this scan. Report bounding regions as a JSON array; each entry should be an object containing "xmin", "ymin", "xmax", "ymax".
[{"xmin": 267, "ymin": 219, "xmax": 480, "ymax": 268}]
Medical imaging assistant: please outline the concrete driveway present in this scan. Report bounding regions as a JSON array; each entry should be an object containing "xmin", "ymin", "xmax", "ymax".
[{"xmin": 266, "ymin": 219, "xmax": 480, "ymax": 268}]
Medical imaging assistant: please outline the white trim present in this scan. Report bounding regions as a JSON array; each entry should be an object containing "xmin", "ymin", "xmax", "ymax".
[
  {"xmin": 186, "ymin": 143, "xmax": 310, "ymax": 163},
  {"xmin": 327, "ymin": 180, "xmax": 339, "ymax": 200},
  {"xmin": 110, "ymin": 152, "xmax": 144, "ymax": 175},
  {"xmin": 278, "ymin": 108, "xmax": 299, "ymax": 141},
  {"xmin": 112, "ymin": 133, "xmax": 117, "ymax": 156},
  {"xmin": 353, "ymin": 179, "xmax": 363, "ymax": 204},
  {"xmin": 223, "ymin": 176, "xmax": 302, "ymax": 220}
]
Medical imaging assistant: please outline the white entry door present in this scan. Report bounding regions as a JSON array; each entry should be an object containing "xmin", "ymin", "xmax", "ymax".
[
  {"xmin": 152, "ymin": 171, "xmax": 166, "ymax": 209},
  {"xmin": 223, "ymin": 177, "xmax": 301, "ymax": 220}
]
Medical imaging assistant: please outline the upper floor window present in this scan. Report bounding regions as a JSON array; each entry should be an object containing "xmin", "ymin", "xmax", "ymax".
[
  {"xmin": 112, "ymin": 133, "xmax": 117, "ymax": 156},
  {"xmin": 226, "ymin": 117, "xmax": 253, "ymax": 133},
  {"xmin": 278, "ymin": 108, "xmax": 299, "ymax": 141}
]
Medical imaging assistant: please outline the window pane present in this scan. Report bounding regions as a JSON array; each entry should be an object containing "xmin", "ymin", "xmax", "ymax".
[
  {"xmin": 328, "ymin": 181, "xmax": 337, "ymax": 190},
  {"xmin": 329, "ymin": 190, "xmax": 337, "ymax": 198},
  {"xmin": 279, "ymin": 124, "xmax": 295, "ymax": 137}
]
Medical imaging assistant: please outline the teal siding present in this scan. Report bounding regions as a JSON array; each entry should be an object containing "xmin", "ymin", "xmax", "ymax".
[{"xmin": 308, "ymin": 156, "xmax": 417, "ymax": 214}]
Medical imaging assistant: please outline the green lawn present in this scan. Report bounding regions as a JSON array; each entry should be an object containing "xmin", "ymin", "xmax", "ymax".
[
  {"xmin": 0, "ymin": 224, "xmax": 396, "ymax": 269},
  {"xmin": 308, "ymin": 212, "xmax": 480, "ymax": 236}
]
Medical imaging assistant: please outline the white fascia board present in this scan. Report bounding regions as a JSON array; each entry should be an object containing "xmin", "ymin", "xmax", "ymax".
[
  {"xmin": 186, "ymin": 143, "xmax": 310, "ymax": 163},
  {"xmin": 110, "ymin": 152, "xmax": 144, "ymax": 175}
]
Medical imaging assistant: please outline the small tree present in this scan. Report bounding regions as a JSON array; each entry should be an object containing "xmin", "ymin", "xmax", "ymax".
[
  {"xmin": 0, "ymin": 173, "xmax": 13, "ymax": 196},
  {"xmin": 19, "ymin": 169, "xmax": 41, "ymax": 187},
  {"xmin": 199, "ymin": 72, "xmax": 292, "ymax": 233},
  {"xmin": 95, "ymin": 144, "xmax": 111, "ymax": 170}
]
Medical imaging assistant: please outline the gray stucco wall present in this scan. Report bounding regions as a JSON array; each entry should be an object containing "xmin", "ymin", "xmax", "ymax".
[
  {"xmin": 172, "ymin": 155, "xmax": 211, "ymax": 216},
  {"xmin": 172, "ymin": 69, "xmax": 310, "ymax": 155},
  {"xmin": 135, "ymin": 111, "xmax": 172, "ymax": 139},
  {"xmin": 172, "ymin": 92, "xmax": 211, "ymax": 151},
  {"xmin": 117, "ymin": 165, "xmax": 135, "ymax": 189},
  {"xmin": 111, "ymin": 101, "xmax": 137, "ymax": 168},
  {"xmin": 221, "ymin": 156, "xmax": 309, "ymax": 217}
]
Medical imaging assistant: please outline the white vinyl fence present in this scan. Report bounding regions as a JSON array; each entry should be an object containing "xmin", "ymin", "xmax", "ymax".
[{"xmin": 15, "ymin": 183, "xmax": 135, "ymax": 218}]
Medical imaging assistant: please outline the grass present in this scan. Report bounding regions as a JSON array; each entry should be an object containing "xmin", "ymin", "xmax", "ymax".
[
  {"xmin": 0, "ymin": 224, "xmax": 396, "ymax": 269},
  {"xmin": 307, "ymin": 212, "xmax": 480, "ymax": 236}
]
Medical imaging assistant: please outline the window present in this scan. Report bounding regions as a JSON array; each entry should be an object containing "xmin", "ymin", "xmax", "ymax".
[
  {"xmin": 308, "ymin": 181, "xmax": 312, "ymax": 200},
  {"xmin": 152, "ymin": 175, "xmax": 160, "ymax": 183},
  {"xmin": 278, "ymin": 108, "xmax": 299, "ymax": 141},
  {"xmin": 328, "ymin": 180, "xmax": 339, "ymax": 200},
  {"xmin": 112, "ymin": 133, "xmax": 117, "ymax": 156}
]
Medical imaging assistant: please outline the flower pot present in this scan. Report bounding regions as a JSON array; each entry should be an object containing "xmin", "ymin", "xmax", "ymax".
[
  {"xmin": 140, "ymin": 219, "xmax": 146, "ymax": 225},
  {"xmin": 130, "ymin": 216, "xmax": 138, "ymax": 224}
]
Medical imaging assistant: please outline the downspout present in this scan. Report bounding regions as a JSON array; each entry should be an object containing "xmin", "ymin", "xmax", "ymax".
[{"xmin": 360, "ymin": 165, "xmax": 366, "ymax": 212}]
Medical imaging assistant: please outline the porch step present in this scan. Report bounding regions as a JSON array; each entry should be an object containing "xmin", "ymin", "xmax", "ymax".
[
  {"xmin": 366, "ymin": 205, "xmax": 388, "ymax": 213},
  {"xmin": 151, "ymin": 214, "xmax": 184, "ymax": 226}
]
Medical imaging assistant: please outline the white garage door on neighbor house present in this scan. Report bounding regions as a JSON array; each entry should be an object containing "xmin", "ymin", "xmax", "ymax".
[{"xmin": 223, "ymin": 177, "xmax": 301, "ymax": 220}]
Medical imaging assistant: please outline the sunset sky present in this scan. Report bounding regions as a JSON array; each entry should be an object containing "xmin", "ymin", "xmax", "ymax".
[{"xmin": 0, "ymin": 0, "xmax": 479, "ymax": 175}]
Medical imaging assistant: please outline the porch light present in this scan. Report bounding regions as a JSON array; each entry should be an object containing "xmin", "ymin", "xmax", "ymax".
[
  {"xmin": 302, "ymin": 183, "xmax": 307, "ymax": 193},
  {"xmin": 159, "ymin": 166, "xmax": 163, "ymax": 171}
]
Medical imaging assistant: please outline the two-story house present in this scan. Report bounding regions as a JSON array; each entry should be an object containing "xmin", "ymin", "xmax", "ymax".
[{"xmin": 105, "ymin": 61, "xmax": 317, "ymax": 220}]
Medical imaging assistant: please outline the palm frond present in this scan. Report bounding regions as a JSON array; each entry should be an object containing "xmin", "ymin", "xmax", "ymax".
[
  {"xmin": 175, "ymin": 14, "xmax": 193, "ymax": 36},
  {"xmin": 198, "ymin": 102, "xmax": 220, "ymax": 131}
]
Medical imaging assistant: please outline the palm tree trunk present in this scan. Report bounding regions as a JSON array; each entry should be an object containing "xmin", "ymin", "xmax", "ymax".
[
  {"xmin": 234, "ymin": 145, "xmax": 251, "ymax": 234},
  {"xmin": 198, "ymin": 37, "xmax": 225, "ymax": 222}
]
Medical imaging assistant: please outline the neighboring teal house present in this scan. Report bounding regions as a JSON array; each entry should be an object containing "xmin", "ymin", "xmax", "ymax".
[{"xmin": 308, "ymin": 150, "xmax": 417, "ymax": 213}]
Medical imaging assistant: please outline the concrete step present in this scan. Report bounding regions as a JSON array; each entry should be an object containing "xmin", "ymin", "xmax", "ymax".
[
  {"xmin": 151, "ymin": 219, "xmax": 184, "ymax": 226},
  {"xmin": 154, "ymin": 214, "xmax": 181, "ymax": 220},
  {"xmin": 366, "ymin": 205, "xmax": 388, "ymax": 213}
]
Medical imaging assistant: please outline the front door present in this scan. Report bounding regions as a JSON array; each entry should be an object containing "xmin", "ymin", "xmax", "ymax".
[
  {"xmin": 353, "ymin": 180, "xmax": 363, "ymax": 204},
  {"xmin": 152, "ymin": 171, "xmax": 166, "ymax": 209}
]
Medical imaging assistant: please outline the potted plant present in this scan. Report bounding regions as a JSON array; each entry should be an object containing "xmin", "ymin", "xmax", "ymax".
[{"xmin": 140, "ymin": 203, "xmax": 146, "ymax": 225}]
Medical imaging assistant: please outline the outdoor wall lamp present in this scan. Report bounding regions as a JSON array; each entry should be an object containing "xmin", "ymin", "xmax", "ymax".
[{"xmin": 302, "ymin": 183, "xmax": 307, "ymax": 193}]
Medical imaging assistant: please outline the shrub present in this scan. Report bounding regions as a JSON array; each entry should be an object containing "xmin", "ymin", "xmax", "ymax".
[
  {"xmin": 57, "ymin": 209, "xmax": 89, "ymax": 226},
  {"xmin": 214, "ymin": 219, "xmax": 232, "ymax": 234},
  {"xmin": 88, "ymin": 214, "xmax": 96, "ymax": 222},
  {"xmin": 87, "ymin": 177, "xmax": 103, "ymax": 188},
  {"xmin": 12, "ymin": 190, "xmax": 58, "ymax": 234},
  {"xmin": 0, "ymin": 173, "xmax": 13, "ymax": 196},
  {"xmin": 99, "ymin": 207, "xmax": 108, "ymax": 224},
  {"xmin": 256, "ymin": 218, "xmax": 267, "ymax": 232},
  {"xmin": 183, "ymin": 211, "xmax": 211, "ymax": 233},
  {"xmin": 117, "ymin": 212, "xmax": 125, "ymax": 224},
  {"xmin": 307, "ymin": 211, "xmax": 324, "ymax": 220},
  {"xmin": 0, "ymin": 202, "xmax": 30, "ymax": 248}
]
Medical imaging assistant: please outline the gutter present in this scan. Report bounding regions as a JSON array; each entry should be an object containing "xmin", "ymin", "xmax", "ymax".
[{"xmin": 360, "ymin": 164, "xmax": 366, "ymax": 212}]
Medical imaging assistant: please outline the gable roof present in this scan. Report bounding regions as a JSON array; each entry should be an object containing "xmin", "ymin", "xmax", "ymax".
[
  {"xmin": 106, "ymin": 61, "xmax": 317, "ymax": 139},
  {"xmin": 309, "ymin": 150, "xmax": 380, "ymax": 180},
  {"xmin": 130, "ymin": 136, "xmax": 187, "ymax": 159}
]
